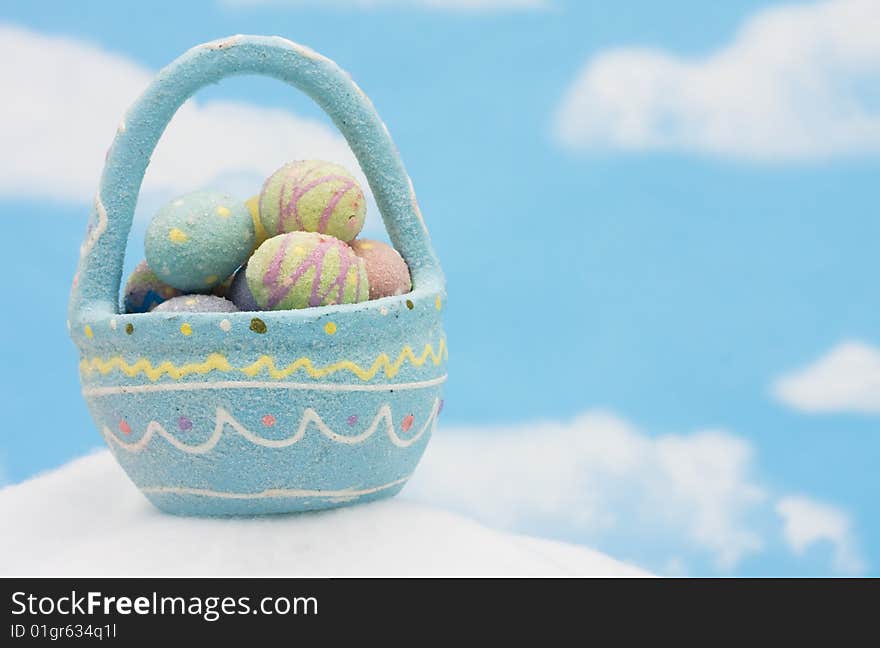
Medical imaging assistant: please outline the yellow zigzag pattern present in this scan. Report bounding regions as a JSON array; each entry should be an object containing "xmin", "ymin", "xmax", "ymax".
[{"xmin": 80, "ymin": 339, "xmax": 447, "ymax": 383}]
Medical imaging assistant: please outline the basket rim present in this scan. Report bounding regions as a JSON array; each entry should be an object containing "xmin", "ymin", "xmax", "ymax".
[
  {"xmin": 77, "ymin": 280, "xmax": 441, "ymax": 322},
  {"xmin": 70, "ymin": 281, "xmax": 445, "ymax": 352}
]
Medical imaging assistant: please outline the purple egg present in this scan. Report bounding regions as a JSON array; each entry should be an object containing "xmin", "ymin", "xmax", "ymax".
[
  {"xmin": 228, "ymin": 265, "xmax": 259, "ymax": 311},
  {"xmin": 153, "ymin": 295, "xmax": 238, "ymax": 313}
]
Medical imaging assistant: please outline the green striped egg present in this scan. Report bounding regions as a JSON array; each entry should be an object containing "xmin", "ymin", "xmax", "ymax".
[
  {"xmin": 258, "ymin": 160, "xmax": 366, "ymax": 242},
  {"xmin": 246, "ymin": 232, "xmax": 369, "ymax": 310}
]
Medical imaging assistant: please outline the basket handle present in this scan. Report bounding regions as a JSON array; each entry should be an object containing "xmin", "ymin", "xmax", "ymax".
[{"xmin": 69, "ymin": 35, "xmax": 443, "ymax": 322}]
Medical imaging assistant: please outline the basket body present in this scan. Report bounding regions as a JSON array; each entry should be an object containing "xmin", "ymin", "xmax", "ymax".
[
  {"xmin": 69, "ymin": 36, "xmax": 446, "ymax": 515},
  {"xmin": 77, "ymin": 293, "xmax": 446, "ymax": 515}
]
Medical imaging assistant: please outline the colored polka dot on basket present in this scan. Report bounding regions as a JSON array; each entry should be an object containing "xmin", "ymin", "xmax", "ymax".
[
  {"xmin": 118, "ymin": 420, "xmax": 131, "ymax": 435},
  {"xmin": 324, "ymin": 321, "xmax": 337, "ymax": 335},
  {"xmin": 178, "ymin": 416, "xmax": 192, "ymax": 431},
  {"xmin": 180, "ymin": 323, "xmax": 192, "ymax": 336},
  {"xmin": 401, "ymin": 414, "xmax": 414, "ymax": 432},
  {"xmin": 262, "ymin": 414, "xmax": 275, "ymax": 427},
  {"xmin": 84, "ymin": 325, "xmax": 93, "ymax": 339},
  {"xmin": 219, "ymin": 319, "xmax": 231, "ymax": 332},
  {"xmin": 347, "ymin": 415, "xmax": 358, "ymax": 426}
]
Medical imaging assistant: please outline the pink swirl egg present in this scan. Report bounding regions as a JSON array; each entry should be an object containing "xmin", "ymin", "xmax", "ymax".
[{"xmin": 350, "ymin": 239, "xmax": 412, "ymax": 299}]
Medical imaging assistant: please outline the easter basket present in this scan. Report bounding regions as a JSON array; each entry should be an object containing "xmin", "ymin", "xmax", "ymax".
[{"xmin": 68, "ymin": 35, "xmax": 446, "ymax": 516}]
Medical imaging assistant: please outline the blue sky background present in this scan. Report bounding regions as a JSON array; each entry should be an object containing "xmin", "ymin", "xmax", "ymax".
[{"xmin": 1, "ymin": 0, "xmax": 878, "ymax": 576}]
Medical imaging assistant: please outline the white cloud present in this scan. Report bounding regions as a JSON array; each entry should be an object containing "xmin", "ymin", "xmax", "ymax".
[
  {"xmin": 222, "ymin": 0, "xmax": 548, "ymax": 10},
  {"xmin": 773, "ymin": 341, "xmax": 880, "ymax": 414},
  {"xmin": 408, "ymin": 412, "xmax": 768, "ymax": 570},
  {"xmin": 0, "ymin": 24, "xmax": 379, "ymax": 227},
  {"xmin": 776, "ymin": 496, "xmax": 865, "ymax": 574},
  {"xmin": 555, "ymin": 0, "xmax": 880, "ymax": 160},
  {"xmin": 409, "ymin": 411, "xmax": 867, "ymax": 574}
]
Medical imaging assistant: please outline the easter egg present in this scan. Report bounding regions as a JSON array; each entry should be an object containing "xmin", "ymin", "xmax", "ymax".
[
  {"xmin": 123, "ymin": 260, "xmax": 183, "ymax": 313},
  {"xmin": 246, "ymin": 232, "xmax": 369, "ymax": 310},
  {"xmin": 145, "ymin": 191, "xmax": 254, "ymax": 292},
  {"xmin": 350, "ymin": 239, "xmax": 412, "ymax": 299},
  {"xmin": 227, "ymin": 265, "xmax": 259, "ymax": 311},
  {"xmin": 153, "ymin": 295, "xmax": 239, "ymax": 313},
  {"xmin": 258, "ymin": 160, "xmax": 366, "ymax": 242},
  {"xmin": 210, "ymin": 273, "xmax": 235, "ymax": 298},
  {"xmin": 246, "ymin": 194, "xmax": 269, "ymax": 252}
]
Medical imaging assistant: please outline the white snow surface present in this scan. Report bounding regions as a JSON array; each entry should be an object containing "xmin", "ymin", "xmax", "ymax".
[{"xmin": 0, "ymin": 451, "xmax": 647, "ymax": 577}]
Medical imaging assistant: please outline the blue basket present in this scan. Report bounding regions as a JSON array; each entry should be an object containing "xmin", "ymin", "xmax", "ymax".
[{"xmin": 68, "ymin": 35, "xmax": 446, "ymax": 516}]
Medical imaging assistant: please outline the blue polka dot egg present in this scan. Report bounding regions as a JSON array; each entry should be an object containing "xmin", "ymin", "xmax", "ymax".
[{"xmin": 145, "ymin": 191, "xmax": 254, "ymax": 292}]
